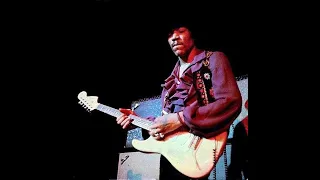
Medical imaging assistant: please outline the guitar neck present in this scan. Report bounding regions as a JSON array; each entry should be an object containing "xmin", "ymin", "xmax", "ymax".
[{"xmin": 96, "ymin": 104, "xmax": 154, "ymax": 131}]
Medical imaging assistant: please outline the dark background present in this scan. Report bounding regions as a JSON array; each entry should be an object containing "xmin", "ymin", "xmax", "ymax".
[{"xmin": 8, "ymin": 0, "xmax": 249, "ymax": 179}]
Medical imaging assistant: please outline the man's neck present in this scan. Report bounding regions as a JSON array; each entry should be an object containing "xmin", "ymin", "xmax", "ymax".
[{"xmin": 179, "ymin": 47, "xmax": 203, "ymax": 63}]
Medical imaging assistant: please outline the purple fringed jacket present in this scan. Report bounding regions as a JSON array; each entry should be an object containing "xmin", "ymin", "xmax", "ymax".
[{"xmin": 160, "ymin": 50, "xmax": 242, "ymax": 138}]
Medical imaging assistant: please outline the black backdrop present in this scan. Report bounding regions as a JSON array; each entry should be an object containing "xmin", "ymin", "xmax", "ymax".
[{"xmin": 8, "ymin": 1, "xmax": 249, "ymax": 179}]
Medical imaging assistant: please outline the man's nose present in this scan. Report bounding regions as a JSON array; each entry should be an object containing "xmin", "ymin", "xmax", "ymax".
[{"xmin": 171, "ymin": 33, "xmax": 179, "ymax": 40}]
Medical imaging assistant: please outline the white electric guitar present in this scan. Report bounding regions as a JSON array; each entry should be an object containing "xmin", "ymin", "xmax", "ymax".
[{"xmin": 77, "ymin": 91, "xmax": 228, "ymax": 179}]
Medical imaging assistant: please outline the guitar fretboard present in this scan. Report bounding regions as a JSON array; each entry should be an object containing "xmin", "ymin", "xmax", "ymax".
[{"xmin": 97, "ymin": 104, "xmax": 154, "ymax": 131}]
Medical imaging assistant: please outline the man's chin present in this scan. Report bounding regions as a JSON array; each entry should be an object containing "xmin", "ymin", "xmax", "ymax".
[{"xmin": 174, "ymin": 50, "xmax": 186, "ymax": 57}]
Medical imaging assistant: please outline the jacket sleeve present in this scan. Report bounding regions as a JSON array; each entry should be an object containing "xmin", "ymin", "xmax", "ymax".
[{"xmin": 182, "ymin": 52, "xmax": 242, "ymax": 138}]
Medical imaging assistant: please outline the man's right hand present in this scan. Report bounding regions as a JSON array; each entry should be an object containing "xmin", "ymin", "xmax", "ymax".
[{"xmin": 116, "ymin": 108, "xmax": 137, "ymax": 129}]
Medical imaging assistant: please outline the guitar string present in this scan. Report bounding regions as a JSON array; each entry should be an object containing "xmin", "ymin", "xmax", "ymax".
[
  {"xmin": 129, "ymin": 115, "xmax": 154, "ymax": 131},
  {"xmin": 97, "ymin": 104, "xmax": 154, "ymax": 130}
]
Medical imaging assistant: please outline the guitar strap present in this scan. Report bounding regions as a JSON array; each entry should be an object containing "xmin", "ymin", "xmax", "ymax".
[{"xmin": 194, "ymin": 51, "xmax": 214, "ymax": 106}]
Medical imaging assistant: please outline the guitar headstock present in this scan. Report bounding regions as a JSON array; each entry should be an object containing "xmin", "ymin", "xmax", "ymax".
[{"xmin": 77, "ymin": 91, "xmax": 99, "ymax": 112}]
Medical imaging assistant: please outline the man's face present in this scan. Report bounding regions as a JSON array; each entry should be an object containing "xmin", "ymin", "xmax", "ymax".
[{"xmin": 168, "ymin": 27, "xmax": 195, "ymax": 57}]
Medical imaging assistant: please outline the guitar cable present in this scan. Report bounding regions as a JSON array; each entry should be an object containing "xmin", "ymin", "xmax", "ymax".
[
  {"xmin": 213, "ymin": 148, "xmax": 216, "ymax": 180},
  {"xmin": 211, "ymin": 141, "xmax": 228, "ymax": 180},
  {"xmin": 224, "ymin": 147, "xmax": 228, "ymax": 180}
]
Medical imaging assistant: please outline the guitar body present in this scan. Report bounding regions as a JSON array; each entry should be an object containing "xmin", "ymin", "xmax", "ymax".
[
  {"xmin": 132, "ymin": 128, "xmax": 228, "ymax": 179},
  {"xmin": 77, "ymin": 91, "xmax": 228, "ymax": 179}
]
